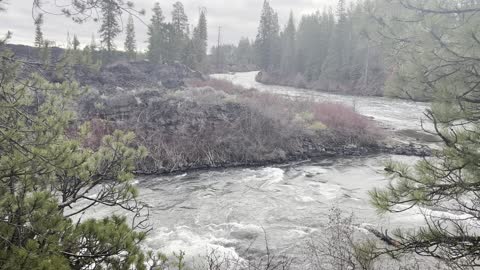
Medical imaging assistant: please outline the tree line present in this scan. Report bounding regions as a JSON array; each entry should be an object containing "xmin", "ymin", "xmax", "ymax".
[
  {"xmin": 250, "ymin": 0, "xmax": 384, "ymax": 96},
  {"xmin": 32, "ymin": 1, "xmax": 208, "ymax": 71}
]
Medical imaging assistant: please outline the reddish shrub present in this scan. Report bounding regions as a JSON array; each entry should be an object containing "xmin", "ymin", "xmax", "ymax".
[
  {"xmin": 83, "ymin": 118, "xmax": 114, "ymax": 150},
  {"xmin": 188, "ymin": 78, "xmax": 381, "ymax": 145},
  {"xmin": 311, "ymin": 102, "xmax": 379, "ymax": 144},
  {"xmin": 311, "ymin": 102, "xmax": 370, "ymax": 131}
]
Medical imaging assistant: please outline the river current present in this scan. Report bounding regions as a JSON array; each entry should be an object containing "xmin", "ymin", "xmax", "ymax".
[{"xmin": 84, "ymin": 72, "xmax": 438, "ymax": 265}]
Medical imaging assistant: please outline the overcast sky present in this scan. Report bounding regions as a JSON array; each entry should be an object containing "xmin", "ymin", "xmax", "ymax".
[{"xmin": 0, "ymin": 0, "xmax": 339, "ymax": 51}]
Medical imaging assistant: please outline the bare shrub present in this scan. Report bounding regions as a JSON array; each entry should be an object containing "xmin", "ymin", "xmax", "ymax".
[
  {"xmin": 83, "ymin": 118, "xmax": 114, "ymax": 149},
  {"xmin": 305, "ymin": 207, "xmax": 366, "ymax": 270},
  {"xmin": 303, "ymin": 207, "xmax": 452, "ymax": 270},
  {"xmin": 101, "ymin": 78, "xmax": 382, "ymax": 173}
]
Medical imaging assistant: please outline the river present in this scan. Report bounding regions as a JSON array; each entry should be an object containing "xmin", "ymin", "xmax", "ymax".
[{"xmin": 85, "ymin": 72, "xmax": 437, "ymax": 267}]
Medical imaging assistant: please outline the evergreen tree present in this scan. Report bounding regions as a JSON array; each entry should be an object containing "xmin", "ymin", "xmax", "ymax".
[
  {"xmin": 171, "ymin": 1, "xmax": 189, "ymax": 62},
  {"xmin": 34, "ymin": 14, "xmax": 44, "ymax": 48},
  {"xmin": 161, "ymin": 23, "xmax": 178, "ymax": 64},
  {"xmin": 147, "ymin": 2, "xmax": 165, "ymax": 64},
  {"xmin": 72, "ymin": 34, "xmax": 80, "ymax": 50},
  {"xmin": 331, "ymin": 0, "xmax": 349, "ymax": 79},
  {"xmin": 99, "ymin": 0, "xmax": 121, "ymax": 59},
  {"xmin": 369, "ymin": 0, "xmax": 480, "ymax": 267},
  {"xmin": 124, "ymin": 14, "xmax": 136, "ymax": 60},
  {"xmin": 296, "ymin": 12, "xmax": 324, "ymax": 80},
  {"xmin": 0, "ymin": 49, "xmax": 149, "ymax": 269},
  {"xmin": 247, "ymin": 0, "xmax": 383, "ymax": 94},
  {"xmin": 280, "ymin": 11, "xmax": 296, "ymax": 75},
  {"xmin": 90, "ymin": 33, "xmax": 97, "ymax": 52},
  {"xmin": 255, "ymin": 0, "xmax": 279, "ymax": 71},
  {"xmin": 0, "ymin": 2, "xmax": 160, "ymax": 269},
  {"xmin": 67, "ymin": 32, "xmax": 73, "ymax": 49},
  {"xmin": 40, "ymin": 39, "xmax": 52, "ymax": 66},
  {"xmin": 270, "ymin": 11, "xmax": 281, "ymax": 69},
  {"xmin": 171, "ymin": 1, "xmax": 188, "ymax": 36},
  {"xmin": 182, "ymin": 39, "xmax": 196, "ymax": 69},
  {"xmin": 192, "ymin": 9, "xmax": 208, "ymax": 71},
  {"xmin": 236, "ymin": 37, "xmax": 254, "ymax": 66}
]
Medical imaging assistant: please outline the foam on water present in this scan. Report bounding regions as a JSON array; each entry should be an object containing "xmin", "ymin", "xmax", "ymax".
[
  {"xmin": 388, "ymin": 204, "xmax": 480, "ymax": 229},
  {"xmin": 145, "ymin": 225, "xmax": 243, "ymax": 262}
]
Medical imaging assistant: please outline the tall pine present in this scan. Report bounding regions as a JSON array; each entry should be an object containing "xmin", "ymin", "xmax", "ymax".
[
  {"xmin": 72, "ymin": 34, "xmax": 80, "ymax": 50},
  {"xmin": 280, "ymin": 11, "xmax": 296, "ymax": 75},
  {"xmin": 99, "ymin": 0, "xmax": 121, "ymax": 60},
  {"xmin": 147, "ymin": 2, "xmax": 165, "ymax": 64},
  {"xmin": 171, "ymin": 1, "xmax": 189, "ymax": 61},
  {"xmin": 255, "ymin": 0, "xmax": 279, "ymax": 71},
  {"xmin": 34, "ymin": 14, "xmax": 44, "ymax": 48},
  {"xmin": 124, "ymin": 14, "xmax": 136, "ymax": 60},
  {"xmin": 192, "ymin": 9, "xmax": 208, "ymax": 71}
]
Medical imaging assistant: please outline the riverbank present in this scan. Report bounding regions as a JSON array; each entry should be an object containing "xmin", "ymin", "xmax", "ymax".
[
  {"xmin": 133, "ymin": 144, "xmax": 430, "ymax": 176},
  {"xmin": 255, "ymin": 70, "xmax": 432, "ymax": 102},
  {"xmin": 255, "ymin": 70, "xmax": 385, "ymax": 97},
  {"xmin": 79, "ymin": 76, "xmax": 430, "ymax": 175},
  {"xmin": 47, "ymin": 57, "xmax": 432, "ymax": 176}
]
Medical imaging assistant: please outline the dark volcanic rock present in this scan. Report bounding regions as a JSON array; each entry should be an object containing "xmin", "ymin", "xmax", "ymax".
[
  {"xmin": 5, "ymin": 44, "xmax": 206, "ymax": 93},
  {"xmin": 78, "ymin": 61, "xmax": 204, "ymax": 93}
]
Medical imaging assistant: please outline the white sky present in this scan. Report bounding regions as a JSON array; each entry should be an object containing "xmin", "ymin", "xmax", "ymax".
[{"xmin": 0, "ymin": 0, "xmax": 339, "ymax": 51}]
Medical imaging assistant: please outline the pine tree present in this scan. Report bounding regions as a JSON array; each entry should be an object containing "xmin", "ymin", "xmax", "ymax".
[
  {"xmin": 99, "ymin": 0, "xmax": 121, "ymax": 60},
  {"xmin": 147, "ymin": 2, "xmax": 165, "ymax": 64},
  {"xmin": 236, "ymin": 37, "xmax": 254, "ymax": 66},
  {"xmin": 161, "ymin": 23, "xmax": 177, "ymax": 64},
  {"xmin": 333, "ymin": 0, "xmax": 348, "ymax": 77},
  {"xmin": 369, "ymin": 0, "xmax": 480, "ymax": 267},
  {"xmin": 40, "ymin": 39, "xmax": 52, "ymax": 66},
  {"xmin": 124, "ymin": 14, "xmax": 136, "ymax": 60},
  {"xmin": 270, "ymin": 11, "xmax": 281, "ymax": 69},
  {"xmin": 182, "ymin": 39, "xmax": 196, "ymax": 69},
  {"xmin": 192, "ymin": 9, "xmax": 208, "ymax": 70},
  {"xmin": 171, "ymin": 1, "xmax": 188, "ymax": 36},
  {"xmin": 90, "ymin": 33, "xmax": 97, "ymax": 52},
  {"xmin": 0, "ymin": 48, "xmax": 148, "ymax": 269},
  {"xmin": 255, "ymin": 0, "xmax": 279, "ymax": 71},
  {"xmin": 280, "ymin": 11, "xmax": 296, "ymax": 75},
  {"xmin": 171, "ymin": 1, "xmax": 189, "ymax": 62},
  {"xmin": 72, "ymin": 34, "xmax": 80, "ymax": 50},
  {"xmin": 34, "ymin": 14, "xmax": 44, "ymax": 48}
]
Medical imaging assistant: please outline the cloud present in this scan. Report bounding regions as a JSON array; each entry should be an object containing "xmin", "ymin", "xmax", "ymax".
[{"xmin": 0, "ymin": 0, "xmax": 337, "ymax": 51}]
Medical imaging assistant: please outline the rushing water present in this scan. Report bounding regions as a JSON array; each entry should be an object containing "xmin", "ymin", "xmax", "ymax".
[{"xmin": 85, "ymin": 72, "xmax": 437, "ymax": 265}]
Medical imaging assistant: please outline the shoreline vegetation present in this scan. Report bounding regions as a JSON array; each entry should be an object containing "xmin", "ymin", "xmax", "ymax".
[
  {"xmin": 5, "ymin": 43, "xmax": 431, "ymax": 176},
  {"xmin": 80, "ymin": 73, "xmax": 431, "ymax": 175}
]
